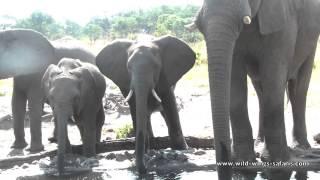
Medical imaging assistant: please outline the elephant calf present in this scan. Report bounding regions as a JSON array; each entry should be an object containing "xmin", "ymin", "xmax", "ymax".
[{"xmin": 42, "ymin": 58, "xmax": 106, "ymax": 174}]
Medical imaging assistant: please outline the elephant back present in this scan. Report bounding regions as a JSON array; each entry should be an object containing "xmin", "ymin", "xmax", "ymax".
[{"xmin": 0, "ymin": 29, "xmax": 56, "ymax": 79}]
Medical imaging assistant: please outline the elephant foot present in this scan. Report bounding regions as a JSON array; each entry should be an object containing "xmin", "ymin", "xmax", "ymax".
[
  {"xmin": 137, "ymin": 164, "xmax": 147, "ymax": 175},
  {"xmin": 170, "ymin": 135, "xmax": 188, "ymax": 150},
  {"xmin": 26, "ymin": 144, "xmax": 44, "ymax": 153},
  {"xmin": 313, "ymin": 133, "xmax": 320, "ymax": 143},
  {"xmin": 291, "ymin": 139, "xmax": 311, "ymax": 150},
  {"xmin": 171, "ymin": 140, "xmax": 188, "ymax": 150},
  {"xmin": 260, "ymin": 145, "xmax": 290, "ymax": 162},
  {"xmin": 232, "ymin": 142, "xmax": 256, "ymax": 161},
  {"xmin": 232, "ymin": 147, "xmax": 257, "ymax": 175},
  {"xmin": 11, "ymin": 140, "xmax": 28, "ymax": 149}
]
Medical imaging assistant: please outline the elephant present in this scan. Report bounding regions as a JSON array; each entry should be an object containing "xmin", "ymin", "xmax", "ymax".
[
  {"xmin": 255, "ymin": 0, "xmax": 320, "ymax": 150},
  {"xmin": 42, "ymin": 58, "xmax": 106, "ymax": 175},
  {"xmin": 52, "ymin": 42, "xmax": 95, "ymax": 65},
  {"xmin": 95, "ymin": 35, "xmax": 196, "ymax": 173},
  {"xmin": 189, "ymin": 0, "xmax": 320, "ymax": 179},
  {"xmin": 0, "ymin": 29, "xmax": 96, "ymax": 152}
]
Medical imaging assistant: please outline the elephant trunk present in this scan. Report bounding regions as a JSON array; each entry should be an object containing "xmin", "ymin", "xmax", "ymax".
[
  {"xmin": 205, "ymin": 17, "xmax": 240, "ymax": 179},
  {"xmin": 56, "ymin": 109, "xmax": 70, "ymax": 175},
  {"xmin": 133, "ymin": 83, "xmax": 150, "ymax": 174}
]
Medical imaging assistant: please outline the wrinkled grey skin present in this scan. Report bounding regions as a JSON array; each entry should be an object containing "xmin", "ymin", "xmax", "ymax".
[
  {"xmin": 0, "ymin": 29, "xmax": 96, "ymax": 152},
  {"xmin": 194, "ymin": 0, "xmax": 320, "ymax": 179},
  {"xmin": 42, "ymin": 58, "xmax": 106, "ymax": 175},
  {"xmin": 53, "ymin": 44, "xmax": 96, "ymax": 65},
  {"xmin": 255, "ymin": 0, "xmax": 320, "ymax": 150},
  {"xmin": 96, "ymin": 35, "xmax": 195, "ymax": 174}
]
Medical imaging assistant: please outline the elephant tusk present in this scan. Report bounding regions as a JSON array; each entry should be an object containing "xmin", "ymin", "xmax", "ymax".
[
  {"xmin": 124, "ymin": 90, "xmax": 133, "ymax": 102},
  {"xmin": 184, "ymin": 22, "xmax": 197, "ymax": 31},
  {"xmin": 243, "ymin": 16, "xmax": 251, "ymax": 25},
  {"xmin": 152, "ymin": 89, "xmax": 162, "ymax": 103}
]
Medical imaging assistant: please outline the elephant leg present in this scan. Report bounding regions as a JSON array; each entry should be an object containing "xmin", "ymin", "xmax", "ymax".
[
  {"xmin": 64, "ymin": 126, "xmax": 72, "ymax": 154},
  {"xmin": 59, "ymin": 118, "xmax": 72, "ymax": 154},
  {"xmin": 230, "ymin": 56, "xmax": 255, "ymax": 161},
  {"xmin": 11, "ymin": 80, "xmax": 28, "ymax": 149},
  {"xmin": 147, "ymin": 118, "xmax": 154, "ymax": 138},
  {"xmin": 160, "ymin": 88, "xmax": 188, "ymax": 150},
  {"xmin": 48, "ymin": 116, "xmax": 57, "ymax": 143},
  {"xmin": 260, "ymin": 61, "xmax": 289, "ymax": 162},
  {"xmin": 288, "ymin": 55, "xmax": 314, "ymax": 149},
  {"xmin": 26, "ymin": 80, "xmax": 44, "ymax": 152},
  {"xmin": 96, "ymin": 104, "xmax": 105, "ymax": 142},
  {"xmin": 81, "ymin": 111, "xmax": 97, "ymax": 157},
  {"xmin": 251, "ymin": 80, "xmax": 265, "ymax": 145}
]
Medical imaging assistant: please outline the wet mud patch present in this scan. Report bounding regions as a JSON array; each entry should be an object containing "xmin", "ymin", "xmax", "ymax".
[
  {"xmin": 1, "ymin": 148, "xmax": 216, "ymax": 179},
  {"xmin": 39, "ymin": 155, "xmax": 98, "ymax": 176}
]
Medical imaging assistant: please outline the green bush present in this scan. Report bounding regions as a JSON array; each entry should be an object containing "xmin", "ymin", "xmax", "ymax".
[
  {"xmin": 116, "ymin": 123, "xmax": 134, "ymax": 139},
  {"xmin": 190, "ymin": 41, "xmax": 207, "ymax": 65}
]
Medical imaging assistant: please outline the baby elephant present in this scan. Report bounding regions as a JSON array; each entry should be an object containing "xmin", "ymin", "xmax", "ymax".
[{"xmin": 42, "ymin": 58, "xmax": 106, "ymax": 174}]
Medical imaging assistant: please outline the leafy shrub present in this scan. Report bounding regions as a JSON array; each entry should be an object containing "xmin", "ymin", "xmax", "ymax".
[{"xmin": 116, "ymin": 123, "xmax": 134, "ymax": 139}]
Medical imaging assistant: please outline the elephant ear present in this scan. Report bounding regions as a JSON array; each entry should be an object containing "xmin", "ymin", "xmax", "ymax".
[
  {"xmin": 153, "ymin": 35, "xmax": 196, "ymax": 87},
  {"xmin": 41, "ymin": 64, "xmax": 62, "ymax": 99},
  {"xmin": 96, "ymin": 40, "xmax": 134, "ymax": 90},
  {"xmin": 258, "ymin": 0, "xmax": 290, "ymax": 35}
]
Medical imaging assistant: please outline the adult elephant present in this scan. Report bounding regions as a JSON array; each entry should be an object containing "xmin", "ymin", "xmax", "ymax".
[
  {"xmin": 255, "ymin": 0, "xmax": 320, "ymax": 150},
  {"xmin": 189, "ymin": 0, "xmax": 320, "ymax": 179},
  {"xmin": 42, "ymin": 58, "xmax": 106, "ymax": 175},
  {"xmin": 0, "ymin": 29, "xmax": 96, "ymax": 152},
  {"xmin": 96, "ymin": 35, "xmax": 196, "ymax": 173}
]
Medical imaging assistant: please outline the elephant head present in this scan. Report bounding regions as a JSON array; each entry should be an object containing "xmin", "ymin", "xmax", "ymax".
[
  {"xmin": 192, "ymin": 0, "xmax": 295, "ymax": 179},
  {"xmin": 96, "ymin": 35, "xmax": 195, "ymax": 173},
  {"xmin": 41, "ymin": 58, "xmax": 103, "ymax": 175}
]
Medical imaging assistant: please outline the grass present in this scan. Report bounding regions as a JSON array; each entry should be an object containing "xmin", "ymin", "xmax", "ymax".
[
  {"xmin": 180, "ymin": 64, "xmax": 209, "ymax": 89},
  {"xmin": 115, "ymin": 123, "xmax": 134, "ymax": 139},
  {"xmin": 177, "ymin": 41, "xmax": 209, "ymax": 90}
]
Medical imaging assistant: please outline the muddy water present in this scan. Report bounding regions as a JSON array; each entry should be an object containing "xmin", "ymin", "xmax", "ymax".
[
  {"xmin": 1, "ymin": 149, "xmax": 320, "ymax": 180},
  {"xmin": 1, "ymin": 149, "xmax": 216, "ymax": 180}
]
